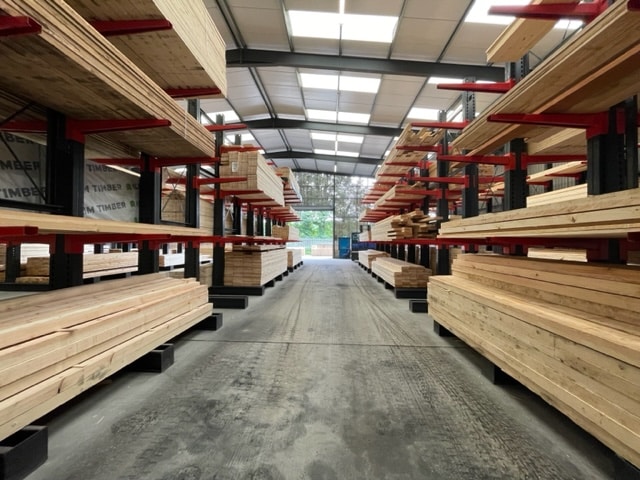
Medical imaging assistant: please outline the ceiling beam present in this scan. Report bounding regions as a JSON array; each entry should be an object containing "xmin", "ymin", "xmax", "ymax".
[
  {"xmin": 244, "ymin": 118, "xmax": 402, "ymax": 137},
  {"xmin": 227, "ymin": 48, "xmax": 505, "ymax": 82},
  {"xmin": 265, "ymin": 150, "xmax": 381, "ymax": 166}
]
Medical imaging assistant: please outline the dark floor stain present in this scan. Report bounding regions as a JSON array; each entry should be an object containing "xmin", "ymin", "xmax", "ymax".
[{"xmin": 305, "ymin": 461, "xmax": 338, "ymax": 480}]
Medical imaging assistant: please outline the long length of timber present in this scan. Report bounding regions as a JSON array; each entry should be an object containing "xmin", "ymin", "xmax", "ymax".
[
  {"xmin": 66, "ymin": 0, "xmax": 227, "ymax": 96},
  {"xmin": 453, "ymin": 1, "xmax": 640, "ymax": 154},
  {"xmin": 0, "ymin": 0, "xmax": 215, "ymax": 158}
]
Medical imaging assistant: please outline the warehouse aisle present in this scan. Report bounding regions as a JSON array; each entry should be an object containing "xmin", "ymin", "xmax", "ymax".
[{"xmin": 27, "ymin": 258, "xmax": 614, "ymax": 480}]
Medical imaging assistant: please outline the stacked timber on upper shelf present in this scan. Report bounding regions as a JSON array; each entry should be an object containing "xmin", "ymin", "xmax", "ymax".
[
  {"xmin": 486, "ymin": 0, "xmax": 579, "ymax": 63},
  {"xmin": 219, "ymin": 150, "xmax": 284, "ymax": 206},
  {"xmin": 275, "ymin": 167, "xmax": 303, "ymax": 204},
  {"xmin": 358, "ymin": 249, "xmax": 389, "ymax": 270},
  {"xmin": 0, "ymin": 208, "xmax": 210, "ymax": 236},
  {"xmin": 373, "ymin": 184, "xmax": 429, "ymax": 210},
  {"xmin": 224, "ymin": 245, "xmax": 287, "ymax": 286},
  {"xmin": 0, "ymin": 274, "xmax": 211, "ymax": 441},
  {"xmin": 67, "ymin": 0, "xmax": 226, "ymax": 96},
  {"xmin": 287, "ymin": 247, "xmax": 303, "ymax": 268},
  {"xmin": 371, "ymin": 210, "xmax": 437, "ymax": 241},
  {"xmin": 452, "ymin": 0, "xmax": 640, "ymax": 155},
  {"xmin": 428, "ymin": 254, "xmax": 640, "ymax": 469},
  {"xmin": 439, "ymin": 187, "xmax": 640, "ymax": 238},
  {"xmin": 272, "ymin": 224, "xmax": 300, "ymax": 242},
  {"xmin": 526, "ymin": 184, "xmax": 587, "ymax": 207},
  {"xmin": 358, "ymin": 230, "xmax": 371, "ymax": 242},
  {"xmin": 527, "ymin": 161, "xmax": 586, "ymax": 184},
  {"xmin": 0, "ymin": 0, "xmax": 215, "ymax": 158},
  {"xmin": 372, "ymin": 257, "xmax": 430, "ymax": 288}
]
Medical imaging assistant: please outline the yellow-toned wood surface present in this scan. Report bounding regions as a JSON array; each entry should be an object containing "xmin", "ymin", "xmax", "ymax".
[
  {"xmin": 428, "ymin": 254, "xmax": 640, "ymax": 468},
  {"xmin": 453, "ymin": 1, "xmax": 640, "ymax": 155},
  {"xmin": 66, "ymin": 0, "xmax": 226, "ymax": 97},
  {"xmin": 0, "ymin": 0, "xmax": 215, "ymax": 158}
]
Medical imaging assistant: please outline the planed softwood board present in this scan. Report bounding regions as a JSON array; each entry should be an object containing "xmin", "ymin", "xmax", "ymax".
[
  {"xmin": 526, "ymin": 184, "xmax": 587, "ymax": 207},
  {"xmin": 526, "ymin": 247, "xmax": 586, "ymax": 262},
  {"xmin": 0, "ymin": 0, "xmax": 215, "ymax": 158},
  {"xmin": 0, "ymin": 207, "xmax": 210, "ymax": 236},
  {"xmin": 0, "ymin": 287, "xmax": 206, "ymax": 402},
  {"xmin": 0, "ymin": 278, "xmax": 200, "ymax": 349},
  {"xmin": 0, "ymin": 302, "xmax": 212, "ymax": 441},
  {"xmin": 430, "ymin": 276, "xmax": 640, "ymax": 369},
  {"xmin": 438, "ymin": 187, "xmax": 640, "ymax": 238},
  {"xmin": 526, "ymin": 128, "xmax": 586, "ymax": 155},
  {"xmin": 286, "ymin": 248, "xmax": 303, "ymax": 268},
  {"xmin": 527, "ymin": 161, "xmax": 586, "ymax": 183},
  {"xmin": 358, "ymin": 250, "xmax": 389, "ymax": 269},
  {"xmin": 486, "ymin": 0, "xmax": 579, "ymax": 63},
  {"xmin": 25, "ymin": 252, "xmax": 139, "ymax": 276},
  {"xmin": 452, "ymin": 0, "xmax": 640, "ymax": 154},
  {"xmin": 428, "ymin": 284, "xmax": 640, "ymax": 422},
  {"xmin": 67, "ymin": 0, "xmax": 226, "ymax": 96},
  {"xmin": 427, "ymin": 293, "xmax": 640, "ymax": 468},
  {"xmin": 450, "ymin": 263, "xmax": 640, "ymax": 335}
]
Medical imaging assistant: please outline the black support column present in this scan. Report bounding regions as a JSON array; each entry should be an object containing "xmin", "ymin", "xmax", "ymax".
[
  {"xmin": 184, "ymin": 99, "xmax": 201, "ymax": 280},
  {"xmin": 138, "ymin": 154, "xmax": 161, "ymax": 274},
  {"xmin": 212, "ymin": 115, "xmax": 225, "ymax": 287},
  {"xmin": 246, "ymin": 205, "xmax": 254, "ymax": 236},
  {"xmin": 461, "ymin": 77, "xmax": 479, "ymax": 219},
  {"xmin": 46, "ymin": 110, "xmax": 85, "ymax": 289},
  {"xmin": 436, "ymin": 111, "xmax": 450, "ymax": 275}
]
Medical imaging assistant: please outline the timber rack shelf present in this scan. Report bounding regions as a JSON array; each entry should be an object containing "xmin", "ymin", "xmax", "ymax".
[
  {"xmin": 451, "ymin": 0, "xmax": 640, "ymax": 155},
  {"xmin": 0, "ymin": 0, "xmax": 216, "ymax": 158}
]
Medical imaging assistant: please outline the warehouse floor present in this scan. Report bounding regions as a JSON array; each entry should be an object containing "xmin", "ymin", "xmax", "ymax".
[{"xmin": 26, "ymin": 258, "xmax": 614, "ymax": 480}]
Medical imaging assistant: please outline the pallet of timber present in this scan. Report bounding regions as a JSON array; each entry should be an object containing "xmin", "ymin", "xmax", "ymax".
[
  {"xmin": 439, "ymin": 187, "xmax": 640, "ymax": 238},
  {"xmin": 0, "ymin": 274, "xmax": 211, "ymax": 440},
  {"xmin": 0, "ymin": 208, "xmax": 210, "ymax": 237},
  {"xmin": 287, "ymin": 247, "xmax": 304, "ymax": 268},
  {"xmin": 219, "ymin": 150, "xmax": 284, "ymax": 206},
  {"xmin": 526, "ymin": 184, "xmax": 587, "ymax": 208},
  {"xmin": 357, "ymin": 249, "xmax": 389, "ymax": 270},
  {"xmin": 452, "ymin": 0, "xmax": 640, "ymax": 155},
  {"xmin": 223, "ymin": 245, "xmax": 287, "ymax": 286},
  {"xmin": 428, "ymin": 254, "xmax": 640, "ymax": 468},
  {"xmin": 66, "ymin": 0, "xmax": 226, "ymax": 97},
  {"xmin": 372, "ymin": 257, "xmax": 431, "ymax": 288},
  {"xmin": 0, "ymin": 0, "xmax": 215, "ymax": 158},
  {"xmin": 272, "ymin": 224, "xmax": 300, "ymax": 242}
]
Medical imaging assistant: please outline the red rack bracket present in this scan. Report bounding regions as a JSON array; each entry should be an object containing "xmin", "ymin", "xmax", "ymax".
[
  {"xmin": 0, "ymin": 226, "xmax": 39, "ymax": 238},
  {"xmin": 90, "ymin": 19, "xmax": 172, "ymax": 36},
  {"xmin": 437, "ymin": 79, "xmax": 516, "ymax": 94},
  {"xmin": 630, "ymin": 0, "xmax": 640, "ymax": 11},
  {"xmin": 205, "ymin": 123, "xmax": 247, "ymax": 132},
  {"xmin": 437, "ymin": 154, "xmax": 511, "ymax": 166},
  {"xmin": 0, "ymin": 16, "xmax": 41, "ymax": 37},
  {"xmin": 488, "ymin": 1, "xmax": 608, "ymax": 23},
  {"xmin": 411, "ymin": 121, "xmax": 469, "ymax": 130},
  {"xmin": 165, "ymin": 87, "xmax": 222, "ymax": 99}
]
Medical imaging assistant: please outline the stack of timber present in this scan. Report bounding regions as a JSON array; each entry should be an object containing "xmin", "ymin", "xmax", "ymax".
[
  {"xmin": 527, "ymin": 248, "xmax": 587, "ymax": 262},
  {"xmin": 439, "ymin": 188, "xmax": 640, "ymax": 239},
  {"xmin": 0, "ymin": 274, "xmax": 211, "ymax": 442},
  {"xmin": 66, "ymin": 0, "xmax": 227, "ymax": 97},
  {"xmin": 160, "ymin": 190, "xmax": 214, "ymax": 232},
  {"xmin": 159, "ymin": 252, "xmax": 212, "ymax": 268},
  {"xmin": 219, "ymin": 150, "xmax": 284, "ymax": 206},
  {"xmin": 272, "ymin": 224, "xmax": 300, "ymax": 242},
  {"xmin": 223, "ymin": 245, "xmax": 287, "ymax": 286},
  {"xmin": 21, "ymin": 252, "xmax": 139, "ymax": 282},
  {"xmin": 358, "ymin": 230, "xmax": 371, "ymax": 242},
  {"xmin": 526, "ymin": 184, "xmax": 587, "ymax": 208},
  {"xmin": 168, "ymin": 262, "xmax": 213, "ymax": 287},
  {"xmin": 358, "ymin": 249, "xmax": 389, "ymax": 270},
  {"xmin": 311, "ymin": 245, "xmax": 333, "ymax": 256},
  {"xmin": 0, "ymin": 1, "xmax": 216, "ymax": 159},
  {"xmin": 428, "ymin": 254, "xmax": 640, "ymax": 469},
  {"xmin": 287, "ymin": 247, "xmax": 304, "ymax": 268},
  {"xmin": 452, "ymin": 0, "xmax": 640, "ymax": 156},
  {"xmin": 0, "ymin": 207, "xmax": 210, "ymax": 237},
  {"xmin": 371, "ymin": 210, "xmax": 437, "ymax": 241},
  {"xmin": 275, "ymin": 167, "xmax": 303, "ymax": 204},
  {"xmin": 372, "ymin": 257, "xmax": 431, "ymax": 288},
  {"xmin": 373, "ymin": 184, "xmax": 428, "ymax": 210}
]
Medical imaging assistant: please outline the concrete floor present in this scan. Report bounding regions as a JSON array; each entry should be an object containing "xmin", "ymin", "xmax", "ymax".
[{"xmin": 26, "ymin": 258, "xmax": 614, "ymax": 480}]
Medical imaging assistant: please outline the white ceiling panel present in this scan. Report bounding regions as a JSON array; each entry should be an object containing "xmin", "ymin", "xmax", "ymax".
[
  {"xmin": 284, "ymin": 0, "xmax": 338, "ymax": 12},
  {"xmin": 304, "ymin": 90, "xmax": 339, "ymax": 103},
  {"xmin": 271, "ymin": 158, "xmax": 298, "ymax": 169},
  {"xmin": 230, "ymin": 6, "xmax": 290, "ymax": 49},
  {"xmin": 337, "ymin": 142, "xmax": 361, "ymax": 154},
  {"xmin": 284, "ymin": 130, "xmax": 313, "ymax": 150},
  {"xmin": 336, "ymin": 91, "xmax": 377, "ymax": 105},
  {"xmin": 392, "ymin": 19, "xmax": 457, "ymax": 61},
  {"xmin": 258, "ymin": 67, "xmax": 299, "ymax": 85},
  {"xmin": 252, "ymin": 130, "xmax": 287, "ymax": 150},
  {"xmin": 337, "ymin": 102, "xmax": 374, "ymax": 114},
  {"xmin": 370, "ymin": 106, "xmax": 408, "ymax": 127},
  {"xmin": 203, "ymin": 2, "xmax": 238, "ymax": 48},
  {"xmin": 336, "ymin": 162, "xmax": 356, "ymax": 175},
  {"xmin": 404, "ymin": 0, "xmax": 472, "ymax": 21},
  {"xmin": 441, "ymin": 23, "xmax": 506, "ymax": 64},
  {"xmin": 270, "ymin": 97, "xmax": 306, "ymax": 117},
  {"xmin": 315, "ymin": 160, "xmax": 336, "ymax": 172},
  {"xmin": 312, "ymin": 139, "xmax": 336, "ymax": 151},
  {"xmin": 361, "ymin": 136, "xmax": 393, "ymax": 157},
  {"xmin": 227, "ymin": 68, "xmax": 257, "ymax": 87},
  {"xmin": 304, "ymin": 99, "xmax": 339, "ymax": 111},
  {"xmin": 295, "ymin": 158, "xmax": 318, "ymax": 170},
  {"xmin": 345, "ymin": 0, "xmax": 405, "ymax": 16}
]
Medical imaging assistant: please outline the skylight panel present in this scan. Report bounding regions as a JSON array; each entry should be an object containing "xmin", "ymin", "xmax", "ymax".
[
  {"xmin": 336, "ymin": 151, "xmax": 359, "ymax": 157},
  {"xmin": 338, "ymin": 112, "xmax": 370, "ymax": 124},
  {"xmin": 465, "ymin": 0, "xmax": 582, "ymax": 30},
  {"xmin": 288, "ymin": 10, "xmax": 398, "ymax": 43},
  {"xmin": 339, "ymin": 76, "xmax": 381, "ymax": 94},
  {"xmin": 314, "ymin": 149, "xmax": 337, "ymax": 156},
  {"xmin": 407, "ymin": 108, "xmax": 439, "ymax": 120},
  {"xmin": 311, "ymin": 132, "xmax": 337, "ymax": 142},
  {"xmin": 307, "ymin": 109, "xmax": 338, "ymax": 122},
  {"xmin": 300, "ymin": 73, "xmax": 339, "ymax": 90},
  {"xmin": 337, "ymin": 134, "xmax": 364, "ymax": 144},
  {"xmin": 428, "ymin": 77, "xmax": 464, "ymax": 85}
]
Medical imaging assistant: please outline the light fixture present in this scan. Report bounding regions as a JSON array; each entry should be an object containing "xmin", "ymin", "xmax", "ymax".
[
  {"xmin": 288, "ymin": 10, "xmax": 398, "ymax": 43},
  {"xmin": 407, "ymin": 107, "xmax": 439, "ymax": 121},
  {"xmin": 300, "ymin": 73, "xmax": 380, "ymax": 94}
]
